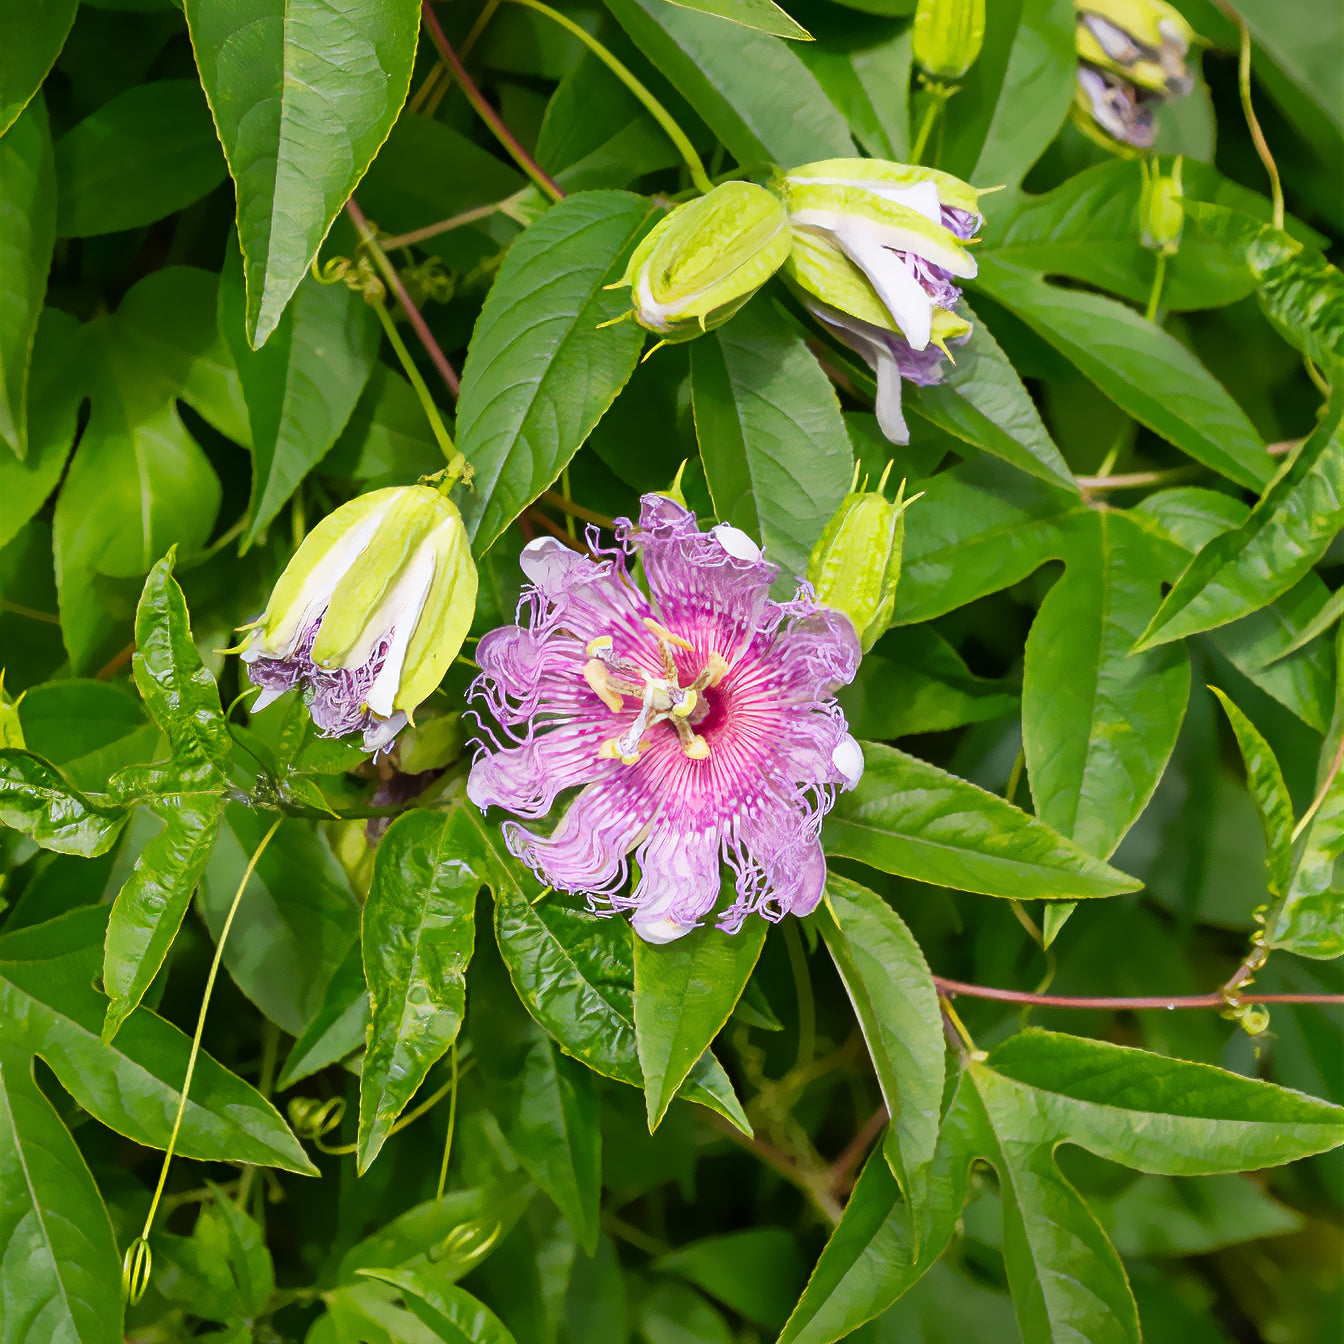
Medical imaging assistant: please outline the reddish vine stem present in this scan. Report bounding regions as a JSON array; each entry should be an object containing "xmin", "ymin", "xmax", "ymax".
[
  {"xmin": 344, "ymin": 198, "xmax": 460, "ymax": 397},
  {"xmin": 420, "ymin": 2, "xmax": 564, "ymax": 203},
  {"xmin": 933, "ymin": 976, "xmax": 1343, "ymax": 1010}
]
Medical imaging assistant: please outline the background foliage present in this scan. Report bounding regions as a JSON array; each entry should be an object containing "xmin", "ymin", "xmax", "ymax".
[{"xmin": 0, "ymin": 1, "xmax": 1342, "ymax": 1342}]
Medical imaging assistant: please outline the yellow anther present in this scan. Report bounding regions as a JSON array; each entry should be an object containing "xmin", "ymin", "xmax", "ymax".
[
  {"xmin": 586, "ymin": 635, "xmax": 614, "ymax": 656},
  {"xmin": 682, "ymin": 735, "xmax": 710, "ymax": 760},
  {"xmin": 643, "ymin": 617, "xmax": 694, "ymax": 651},
  {"xmin": 583, "ymin": 660, "xmax": 626, "ymax": 713},
  {"xmin": 599, "ymin": 738, "xmax": 646, "ymax": 765},
  {"xmin": 671, "ymin": 688, "xmax": 698, "ymax": 719},
  {"xmin": 703, "ymin": 652, "xmax": 729, "ymax": 687}
]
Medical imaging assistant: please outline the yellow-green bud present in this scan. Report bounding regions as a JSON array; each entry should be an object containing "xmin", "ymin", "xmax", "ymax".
[
  {"xmin": 618, "ymin": 182, "xmax": 790, "ymax": 340},
  {"xmin": 1076, "ymin": 0, "xmax": 1196, "ymax": 95},
  {"xmin": 243, "ymin": 484, "xmax": 477, "ymax": 738},
  {"xmin": 1139, "ymin": 155, "xmax": 1183, "ymax": 254},
  {"xmin": 807, "ymin": 472, "xmax": 919, "ymax": 652},
  {"xmin": 914, "ymin": 0, "xmax": 986, "ymax": 81}
]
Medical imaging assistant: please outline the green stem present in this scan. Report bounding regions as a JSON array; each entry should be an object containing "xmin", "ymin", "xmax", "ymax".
[
  {"xmin": 910, "ymin": 85, "xmax": 950, "ymax": 166},
  {"xmin": 1144, "ymin": 251, "xmax": 1167, "ymax": 324},
  {"xmin": 435, "ymin": 1040, "xmax": 459, "ymax": 1201},
  {"xmin": 1233, "ymin": 13, "xmax": 1284, "ymax": 229},
  {"xmin": 372, "ymin": 300, "xmax": 463, "ymax": 478},
  {"xmin": 783, "ymin": 921, "xmax": 816, "ymax": 1075},
  {"xmin": 501, "ymin": 0, "xmax": 715, "ymax": 195},
  {"xmin": 122, "ymin": 818, "xmax": 283, "ymax": 1306}
]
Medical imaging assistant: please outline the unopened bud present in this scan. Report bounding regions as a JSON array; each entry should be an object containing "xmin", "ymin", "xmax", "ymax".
[
  {"xmin": 1139, "ymin": 155, "xmax": 1183, "ymax": 254},
  {"xmin": 914, "ymin": 0, "xmax": 986, "ymax": 81},
  {"xmin": 807, "ymin": 470, "xmax": 919, "ymax": 651},
  {"xmin": 618, "ymin": 182, "xmax": 790, "ymax": 340},
  {"xmin": 240, "ymin": 484, "xmax": 478, "ymax": 752}
]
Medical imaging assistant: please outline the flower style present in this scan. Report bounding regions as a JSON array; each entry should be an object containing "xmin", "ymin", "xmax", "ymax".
[
  {"xmin": 1074, "ymin": 0, "xmax": 1196, "ymax": 150},
  {"xmin": 778, "ymin": 158, "xmax": 982, "ymax": 443},
  {"xmin": 241, "ymin": 484, "xmax": 477, "ymax": 752},
  {"xmin": 467, "ymin": 496, "xmax": 864, "ymax": 944}
]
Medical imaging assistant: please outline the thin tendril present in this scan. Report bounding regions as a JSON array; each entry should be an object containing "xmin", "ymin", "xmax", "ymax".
[
  {"xmin": 500, "ymin": 0, "xmax": 715, "ymax": 195},
  {"xmin": 122, "ymin": 817, "xmax": 283, "ymax": 1306},
  {"xmin": 436, "ymin": 1040, "xmax": 459, "ymax": 1201},
  {"xmin": 783, "ymin": 921, "xmax": 816, "ymax": 1074},
  {"xmin": 1232, "ymin": 11, "xmax": 1284, "ymax": 228}
]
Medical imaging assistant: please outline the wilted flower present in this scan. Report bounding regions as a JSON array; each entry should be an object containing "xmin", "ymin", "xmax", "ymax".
[
  {"xmin": 615, "ymin": 181, "xmax": 790, "ymax": 341},
  {"xmin": 1074, "ymin": 0, "xmax": 1196, "ymax": 150},
  {"xmin": 913, "ymin": 0, "xmax": 986, "ymax": 81},
  {"xmin": 779, "ymin": 158, "xmax": 981, "ymax": 443},
  {"xmin": 807, "ymin": 468, "xmax": 918, "ymax": 652},
  {"xmin": 467, "ymin": 496, "xmax": 863, "ymax": 944},
  {"xmin": 241, "ymin": 484, "xmax": 477, "ymax": 752}
]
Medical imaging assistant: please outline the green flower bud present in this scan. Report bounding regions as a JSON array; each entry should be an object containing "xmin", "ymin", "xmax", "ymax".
[
  {"xmin": 807, "ymin": 470, "xmax": 919, "ymax": 651},
  {"xmin": 1139, "ymin": 155, "xmax": 1184, "ymax": 254},
  {"xmin": 913, "ymin": 0, "xmax": 986, "ymax": 81},
  {"xmin": 242, "ymin": 484, "xmax": 477, "ymax": 750},
  {"xmin": 618, "ymin": 182, "xmax": 790, "ymax": 340}
]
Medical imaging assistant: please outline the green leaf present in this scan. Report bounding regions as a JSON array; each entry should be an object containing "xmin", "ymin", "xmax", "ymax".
[
  {"xmin": 193, "ymin": 1184, "xmax": 276, "ymax": 1321},
  {"xmin": 908, "ymin": 303, "xmax": 1076, "ymax": 492},
  {"xmin": 1268, "ymin": 627, "xmax": 1344, "ymax": 958},
  {"xmin": 184, "ymin": 0, "xmax": 422, "ymax": 347},
  {"xmin": 198, "ymin": 808, "xmax": 359, "ymax": 1037},
  {"xmin": 981, "ymin": 1030, "xmax": 1344, "ymax": 1172},
  {"xmin": 655, "ymin": 1229, "xmax": 805, "ymax": 1331},
  {"xmin": 0, "ymin": 0, "xmax": 77, "ymax": 137},
  {"xmin": 941, "ymin": 0, "xmax": 1076, "ymax": 189},
  {"xmin": 819, "ymin": 877, "xmax": 943, "ymax": 1224},
  {"xmin": 1208, "ymin": 688, "xmax": 1295, "ymax": 897},
  {"xmin": 0, "ymin": 98, "xmax": 55, "ymax": 458},
  {"xmin": 54, "ymin": 79, "xmax": 226, "ymax": 238},
  {"xmin": 659, "ymin": 0, "xmax": 810, "ymax": 40},
  {"xmin": 634, "ymin": 915, "xmax": 765, "ymax": 1130},
  {"xmin": 0, "ymin": 308, "xmax": 85, "ymax": 548},
  {"xmin": 1023, "ymin": 511, "xmax": 1190, "ymax": 860},
  {"xmin": 219, "ymin": 243, "xmax": 380, "ymax": 544},
  {"xmin": 276, "ymin": 940, "xmax": 368, "ymax": 1089},
  {"xmin": 795, "ymin": 24, "xmax": 912, "ymax": 161},
  {"xmin": 102, "ymin": 785, "xmax": 225, "ymax": 1043},
  {"xmin": 465, "ymin": 808, "xmax": 750, "ymax": 1130},
  {"xmin": 986, "ymin": 161, "xmax": 1327, "ymax": 313},
  {"xmin": 824, "ymin": 742, "xmax": 1142, "ymax": 900},
  {"xmin": 894, "ymin": 459, "xmax": 1081, "ymax": 624},
  {"xmin": 358, "ymin": 809, "xmax": 480, "ymax": 1172},
  {"xmin": 974, "ymin": 257, "xmax": 1274, "ymax": 490},
  {"xmin": 0, "ymin": 748, "xmax": 129, "ymax": 856},
  {"xmin": 361, "ymin": 1267, "xmax": 519, "ymax": 1344},
  {"xmin": 0, "ymin": 907, "xmax": 317, "ymax": 1172},
  {"xmin": 639, "ymin": 1280, "xmax": 734, "ymax": 1344},
  {"xmin": 131, "ymin": 550, "xmax": 231, "ymax": 764},
  {"xmin": 0, "ymin": 1047, "xmax": 123, "ymax": 1344},
  {"xmin": 456, "ymin": 190, "xmax": 653, "ymax": 556},
  {"xmin": 1135, "ymin": 398, "xmax": 1344, "ymax": 649},
  {"xmin": 841, "ymin": 626, "xmax": 1019, "ymax": 739},
  {"xmin": 604, "ymin": 0, "xmax": 855, "ymax": 167},
  {"xmin": 691, "ymin": 298, "xmax": 854, "ymax": 580}
]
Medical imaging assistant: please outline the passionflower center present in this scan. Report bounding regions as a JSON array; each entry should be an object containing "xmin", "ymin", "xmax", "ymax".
[{"xmin": 583, "ymin": 618, "xmax": 729, "ymax": 765}]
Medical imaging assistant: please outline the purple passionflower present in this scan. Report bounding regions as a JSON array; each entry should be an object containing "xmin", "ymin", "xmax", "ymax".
[{"xmin": 467, "ymin": 496, "xmax": 864, "ymax": 944}]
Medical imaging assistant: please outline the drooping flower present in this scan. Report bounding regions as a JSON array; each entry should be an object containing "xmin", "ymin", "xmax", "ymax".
[
  {"xmin": 614, "ymin": 181, "xmax": 791, "ymax": 341},
  {"xmin": 241, "ymin": 484, "xmax": 477, "ymax": 752},
  {"xmin": 777, "ymin": 158, "xmax": 982, "ymax": 443},
  {"xmin": 467, "ymin": 496, "xmax": 864, "ymax": 944},
  {"xmin": 1073, "ymin": 0, "xmax": 1197, "ymax": 150}
]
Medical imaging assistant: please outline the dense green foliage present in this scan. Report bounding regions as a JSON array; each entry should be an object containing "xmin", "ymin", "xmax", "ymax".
[{"xmin": 0, "ymin": 1, "xmax": 1341, "ymax": 1342}]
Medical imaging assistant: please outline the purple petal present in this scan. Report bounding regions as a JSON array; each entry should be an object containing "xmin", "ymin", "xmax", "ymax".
[
  {"xmin": 468, "ymin": 717, "xmax": 616, "ymax": 819},
  {"xmin": 628, "ymin": 825, "xmax": 724, "ymax": 942}
]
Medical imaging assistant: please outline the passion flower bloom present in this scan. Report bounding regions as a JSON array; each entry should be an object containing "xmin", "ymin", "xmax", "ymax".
[
  {"xmin": 240, "ymin": 484, "xmax": 477, "ymax": 752},
  {"xmin": 778, "ymin": 159, "xmax": 981, "ymax": 444},
  {"xmin": 1074, "ymin": 0, "xmax": 1196, "ymax": 150},
  {"xmin": 467, "ymin": 496, "xmax": 864, "ymax": 944}
]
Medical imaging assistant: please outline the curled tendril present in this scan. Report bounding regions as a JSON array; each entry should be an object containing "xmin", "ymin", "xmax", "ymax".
[
  {"xmin": 122, "ymin": 1236, "xmax": 153, "ymax": 1306},
  {"xmin": 288, "ymin": 1095, "xmax": 347, "ymax": 1150},
  {"xmin": 430, "ymin": 1218, "xmax": 503, "ymax": 1269},
  {"xmin": 311, "ymin": 254, "xmax": 387, "ymax": 305},
  {"xmin": 400, "ymin": 256, "xmax": 456, "ymax": 308}
]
